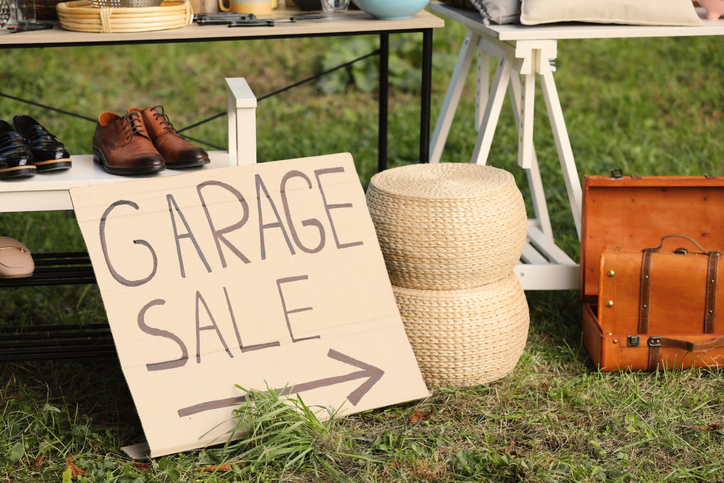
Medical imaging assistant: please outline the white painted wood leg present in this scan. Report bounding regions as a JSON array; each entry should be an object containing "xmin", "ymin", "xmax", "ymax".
[
  {"xmin": 476, "ymin": 48, "xmax": 490, "ymax": 132},
  {"xmin": 429, "ymin": 29, "xmax": 480, "ymax": 164},
  {"xmin": 508, "ymin": 73, "xmax": 553, "ymax": 240},
  {"xmin": 225, "ymin": 77, "xmax": 257, "ymax": 166},
  {"xmin": 517, "ymin": 72, "xmax": 536, "ymax": 171},
  {"xmin": 537, "ymin": 58, "xmax": 583, "ymax": 238},
  {"xmin": 524, "ymin": 158, "xmax": 554, "ymax": 240},
  {"xmin": 470, "ymin": 49, "xmax": 513, "ymax": 166}
]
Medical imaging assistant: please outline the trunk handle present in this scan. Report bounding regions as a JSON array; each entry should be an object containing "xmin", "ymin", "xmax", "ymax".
[
  {"xmin": 645, "ymin": 234, "xmax": 720, "ymax": 256},
  {"xmin": 647, "ymin": 335, "xmax": 724, "ymax": 371}
]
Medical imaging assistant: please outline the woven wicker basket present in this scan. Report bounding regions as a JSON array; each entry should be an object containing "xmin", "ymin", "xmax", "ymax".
[
  {"xmin": 393, "ymin": 271, "xmax": 529, "ymax": 387},
  {"xmin": 57, "ymin": 0, "xmax": 192, "ymax": 33},
  {"xmin": 88, "ymin": 0, "xmax": 163, "ymax": 7},
  {"xmin": 366, "ymin": 163, "xmax": 527, "ymax": 291}
]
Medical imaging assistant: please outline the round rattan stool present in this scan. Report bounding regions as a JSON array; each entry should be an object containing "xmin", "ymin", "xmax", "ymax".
[
  {"xmin": 393, "ymin": 272, "xmax": 529, "ymax": 387},
  {"xmin": 366, "ymin": 163, "xmax": 526, "ymax": 290}
]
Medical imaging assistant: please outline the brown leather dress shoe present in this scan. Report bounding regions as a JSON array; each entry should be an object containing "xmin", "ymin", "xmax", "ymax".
[
  {"xmin": 134, "ymin": 106, "xmax": 210, "ymax": 169},
  {"xmin": 92, "ymin": 111, "xmax": 165, "ymax": 175}
]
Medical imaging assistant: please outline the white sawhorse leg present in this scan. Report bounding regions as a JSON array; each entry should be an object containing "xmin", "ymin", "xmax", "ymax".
[
  {"xmin": 536, "ymin": 53, "xmax": 583, "ymax": 236},
  {"xmin": 225, "ymin": 77, "xmax": 258, "ymax": 166},
  {"xmin": 430, "ymin": 30, "xmax": 481, "ymax": 164},
  {"xmin": 429, "ymin": 31, "xmax": 580, "ymax": 290}
]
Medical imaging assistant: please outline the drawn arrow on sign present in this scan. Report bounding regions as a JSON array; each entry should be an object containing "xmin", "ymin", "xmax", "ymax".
[{"xmin": 177, "ymin": 348, "xmax": 384, "ymax": 418}]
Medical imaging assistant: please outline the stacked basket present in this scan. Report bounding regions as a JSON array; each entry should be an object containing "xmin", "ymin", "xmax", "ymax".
[
  {"xmin": 366, "ymin": 163, "xmax": 529, "ymax": 387},
  {"xmin": 56, "ymin": 0, "xmax": 193, "ymax": 33}
]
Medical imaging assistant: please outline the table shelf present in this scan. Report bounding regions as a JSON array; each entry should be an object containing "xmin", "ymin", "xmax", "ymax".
[
  {"xmin": 0, "ymin": 250, "xmax": 109, "ymax": 360},
  {"xmin": 0, "ymin": 151, "xmax": 236, "ymax": 213},
  {"xmin": 0, "ymin": 78, "xmax": 262, "ymax": 360},
  {"xmin": 0, "ymin": 323, "xmax": 115, "ymax": 361},
  {"xmin": 0, "ymin": 251, "xmax": 95, "ymax": 287},
  {"xmin": 0, "ymin": 9, "xmax": 442, "ymax": 48}
]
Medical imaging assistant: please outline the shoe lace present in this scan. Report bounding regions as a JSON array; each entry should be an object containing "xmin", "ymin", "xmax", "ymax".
[
  {"xmin": 150, "ymin": 106, "xmax": 176, "ymax": 134},
  {"xmin": 123, "ymin": 111, "xmax": 148, "ymax": 141}
]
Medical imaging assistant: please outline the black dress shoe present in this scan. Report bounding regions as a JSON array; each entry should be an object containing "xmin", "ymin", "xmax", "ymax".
[
  {"xmin": 13, "ymin": 115, "xmax": 72, "ymax": 172},
  {"xmin": 0, "ymin": 120, "xmax": 36, "ymax": 180}
]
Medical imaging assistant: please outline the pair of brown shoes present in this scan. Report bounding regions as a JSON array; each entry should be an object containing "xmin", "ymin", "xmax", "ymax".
[{"xmin": 92, "ymin": 106, "xmax": 209, "ymax": 175}]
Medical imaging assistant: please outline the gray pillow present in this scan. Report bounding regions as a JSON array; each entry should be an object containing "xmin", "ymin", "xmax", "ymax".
[
  {"xmin": 440, "ymin": 0, "xmax": 521, "ymax": 25},
  {"xmin": 471, "ymin": 0, "xmax": 521, "ymax": 25}
]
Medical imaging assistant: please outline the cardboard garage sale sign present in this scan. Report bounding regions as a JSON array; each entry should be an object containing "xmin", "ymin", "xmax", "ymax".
[{"xmin": 70, "ymin": 153, "xmax": 429, "ymax": 458}]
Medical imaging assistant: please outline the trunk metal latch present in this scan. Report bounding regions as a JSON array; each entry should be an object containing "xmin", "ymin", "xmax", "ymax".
[{"xmin": 627, "ymin": 336, "xmax": 640, "ymax": 347}]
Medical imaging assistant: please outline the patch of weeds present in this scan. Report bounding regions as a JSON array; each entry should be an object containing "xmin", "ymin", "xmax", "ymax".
[
  {"xmin": 218, "ymin": 384, "xmax": 348, "ymax": 481},
  {"xmin": 450, "ymin": 449, "xmax": 528, "ymax": 482}
]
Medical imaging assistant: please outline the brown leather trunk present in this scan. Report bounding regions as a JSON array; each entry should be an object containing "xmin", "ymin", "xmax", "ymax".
[{"xmin": 581, "ymin": 174, "xmax": 724, "ymax": 372}]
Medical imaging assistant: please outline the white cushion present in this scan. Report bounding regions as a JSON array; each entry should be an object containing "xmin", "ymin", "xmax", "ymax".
[{"xmin": 520, "ymin": 0, "xmax": 702, "ymax": 26}]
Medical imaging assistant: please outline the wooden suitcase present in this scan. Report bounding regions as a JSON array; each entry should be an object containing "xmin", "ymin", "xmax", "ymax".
[{"xmin": 581, "ymin": 174, "xmax": 724, "ymax": 371}]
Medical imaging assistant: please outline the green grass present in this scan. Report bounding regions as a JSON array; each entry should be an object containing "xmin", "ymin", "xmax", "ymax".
[{"xmin": 2, "ymin": 9, "xmax": 724, "ymax": 482}]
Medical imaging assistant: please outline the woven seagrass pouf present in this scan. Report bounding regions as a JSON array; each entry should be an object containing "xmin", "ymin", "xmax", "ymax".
[
  {"xmin": 366, "ymin": 163, "xmax": 527, "ymax": 290},
  {"xmin": 393, "ymin": 272, "xmax": 529, "ymax": 387}
]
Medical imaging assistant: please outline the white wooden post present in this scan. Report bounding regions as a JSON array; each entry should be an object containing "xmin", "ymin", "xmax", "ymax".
[
  {"xmin": 225, "ymin": 78, "xmax": 257, "ymax": 166},
  {"xmin": 429, "ymin": 29, "xmax": 480, "ymax": 164},
  {"xmin": 536, "ymin": 54, "xmax": 583, "ymax": 237},
  {"xmin": 476, "ymin": 47, "xmax": 490, "ymax": 132},
  {"xmin": 470, "ymin": 42, "xmax": 513, "ymax": 166},
  {"xmin": 508, "ymin": 73, "xmax": 553, "ymax": 240}
]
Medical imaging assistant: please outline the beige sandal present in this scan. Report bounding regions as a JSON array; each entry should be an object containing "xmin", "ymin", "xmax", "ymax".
[{"xmin": 0, "ymin": 237, "xmax": 34, "ymax": 278}]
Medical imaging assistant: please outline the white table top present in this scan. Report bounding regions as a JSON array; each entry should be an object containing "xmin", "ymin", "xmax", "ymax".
[
  {"xmin": 0, "ymin": 7, "xmax": 443, "ymax": 48},
  {"xmin": 429, "ymin": 2, "xmax": 724, "ymax": 41}
]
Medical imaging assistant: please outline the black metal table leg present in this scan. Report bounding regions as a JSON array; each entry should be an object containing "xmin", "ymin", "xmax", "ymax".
[
  {"xmin": 420, "ymin": 28, "xmax": 433, "ymax": 164},
  {"xmin": 378, "ymin": 33, "xmax": 390, "ymax": 174}
]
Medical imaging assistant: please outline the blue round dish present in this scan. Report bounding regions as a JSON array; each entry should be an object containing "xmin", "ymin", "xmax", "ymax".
[{"xmin": 354, "ymin": 0, "xmax": 430, "ymax": 19}]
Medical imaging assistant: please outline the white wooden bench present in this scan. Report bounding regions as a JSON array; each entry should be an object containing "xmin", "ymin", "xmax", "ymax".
[{"xmin": 428, "ymin": 2, "xmax": 723, "ymax": 290}]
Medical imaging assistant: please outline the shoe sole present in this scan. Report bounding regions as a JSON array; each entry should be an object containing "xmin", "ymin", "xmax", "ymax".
[
  {"xmin": 34, "ymin": 158, "xmax": 72, "ymax": 172},
  {"xmin": 0, "ymin": 165, "xmax": 37, "ymax": 180},
  {"xmin": 0, "ymin": 272, "xmax": 35, "ymax": 279},
  {"xmin": 166, "ymin": 158, "xmax": 211, "ymax": 169},
  {"xmin": 93, "ymin": 148, "xmax": 165, "ymax": 175}
]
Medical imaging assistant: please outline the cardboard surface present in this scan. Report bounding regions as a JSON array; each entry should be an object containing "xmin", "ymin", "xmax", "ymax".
[{"xmin": 70, "ymin": 153, "xmax": 430, "ymax": 457}]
